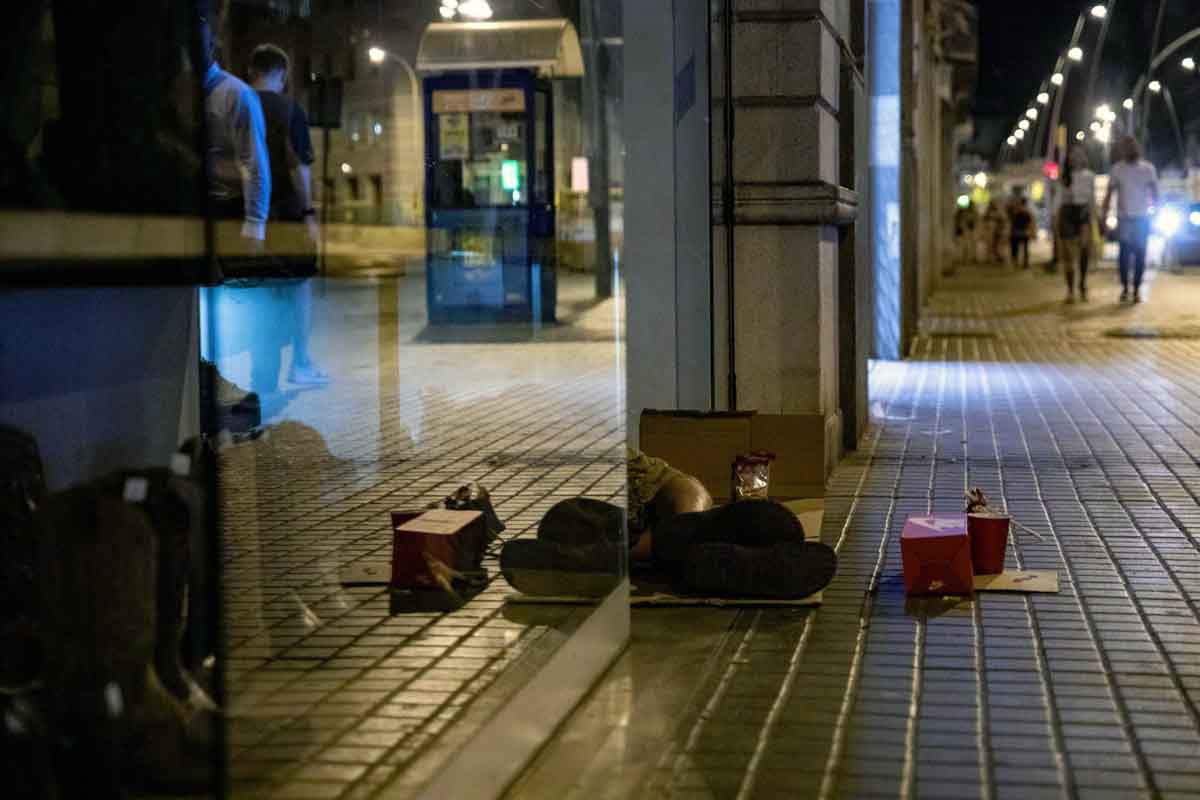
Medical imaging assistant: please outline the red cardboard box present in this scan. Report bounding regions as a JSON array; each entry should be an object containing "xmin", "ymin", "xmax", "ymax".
[
  {"xmin": 901, "ymin": 514, "xmax": 974, "ymax": 596},
  {"xmin": 391, "ymin": 509, "xmax": 486, "ymax": 588}
]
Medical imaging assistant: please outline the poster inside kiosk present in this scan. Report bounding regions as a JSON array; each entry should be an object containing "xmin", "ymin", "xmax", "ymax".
[{"xmin": 432, "ymin": 88, "xmax": 526, "ymax": 114}]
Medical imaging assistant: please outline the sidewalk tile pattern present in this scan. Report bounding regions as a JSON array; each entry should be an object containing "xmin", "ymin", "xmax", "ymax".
[
  {"xmin": 645, "ymin": 268, "xmax": 1200, "ymax": 798},
  {"xmin": 217, "ymin": 363, "xmax": 624, "ymax": 799}
]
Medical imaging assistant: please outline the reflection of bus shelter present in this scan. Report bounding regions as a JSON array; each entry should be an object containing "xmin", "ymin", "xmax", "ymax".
[{"xmin": 417, "ymin": 20, "xmax": 583, "ymax": 323}]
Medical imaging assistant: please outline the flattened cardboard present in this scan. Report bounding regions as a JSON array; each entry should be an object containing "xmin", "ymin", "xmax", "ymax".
[
  {"xmin": 639, "ymin": 410, "xmax": 828, "ymax": 501},
  {"xmin": 639, "ymin": 411, "xmax": 752, "ymax": 503},
  {"xmin": 901, "ymin": 514, "xmax": 974, "ymax": 596},
  {"xmin": 974, "ymin": 571, "xmax": 1059, "ymax": 594},
  {"xmin": 751, "ymin": 414, "xmax": 827, "ymax": 499},
  {"xmin": 505, "ymin": 590, "xmax": 823, "ymax": 608}
]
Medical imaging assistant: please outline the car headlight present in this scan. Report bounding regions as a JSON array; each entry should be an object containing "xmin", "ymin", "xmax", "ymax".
[{"xmin": 1155, "ymin": 207, "xmax": 1183, "ymax": 238}]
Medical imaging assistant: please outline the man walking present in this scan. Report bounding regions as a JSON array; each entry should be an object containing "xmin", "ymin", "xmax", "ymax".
[
  {"xmin": 248, "ymin": 44, "xmax": 330, "ymax": 386},
  {"xmin": 1103, "ymin": 136, "xmax": 1159, "ymax": 303}
]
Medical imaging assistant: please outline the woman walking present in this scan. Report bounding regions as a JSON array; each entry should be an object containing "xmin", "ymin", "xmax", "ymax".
[{"xmin": 1058, "ymin": 146, "xmax": 1096, "ymax": 303}]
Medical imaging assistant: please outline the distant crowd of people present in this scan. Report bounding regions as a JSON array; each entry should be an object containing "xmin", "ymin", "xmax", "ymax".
[
  {"xmin": 954, "ymin": 192, "xmax": 1036, "ymax": 270},
  {"xmin": 954, "ymin": 134, "xmax": 1160, "ymax": 306}
]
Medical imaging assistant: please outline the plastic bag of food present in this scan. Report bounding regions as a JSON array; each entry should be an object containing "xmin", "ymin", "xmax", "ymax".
[{"xmin": 732, "ymin": 451, "xmax": 776, "ymax": 501}]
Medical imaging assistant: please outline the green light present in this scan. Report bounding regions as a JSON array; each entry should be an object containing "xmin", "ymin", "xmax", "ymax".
[{"xmin": 501, "ymin": 160, "xmax": 520, "ymax": 191}]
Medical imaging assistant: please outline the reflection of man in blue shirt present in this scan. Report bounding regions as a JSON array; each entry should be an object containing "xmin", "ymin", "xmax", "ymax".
[{"xmin": 200, "ymin": 19, "xmax": 270, "ymax": 241}]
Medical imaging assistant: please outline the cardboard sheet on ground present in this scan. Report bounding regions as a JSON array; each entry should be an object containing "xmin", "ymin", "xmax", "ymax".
[
  {"xmin": 506, "ymin": 504, "xmax": 828, "ymax": 607},
  {"xmin": 974, "ymin": 570, "xmax": 1059, "ymax": 593}
]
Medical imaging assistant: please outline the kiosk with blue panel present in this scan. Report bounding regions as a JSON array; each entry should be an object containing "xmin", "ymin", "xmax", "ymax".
[{"xmin": 417, "ymin": 20, "xmax": 583, "ymax": 324}]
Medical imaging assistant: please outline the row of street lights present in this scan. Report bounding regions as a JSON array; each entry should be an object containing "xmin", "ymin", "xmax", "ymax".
[
  {"xmin": 437, "ymin": 0, "xmax": 493, "ymax": 20},
  {"xmin": 1004, "ymin": 2, "xmax": 1200, "ymax": 170},
  {"xmin": 1003, "ymin": 3, "xmax": 1118, "ymax": 158}
]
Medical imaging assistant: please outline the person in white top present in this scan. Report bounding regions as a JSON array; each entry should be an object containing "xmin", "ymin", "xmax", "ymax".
[
  {"xmin": 1057, "ymin": 146, "xmax": 1096, "ymax": 303},
  {"xmin": 1102, "ymin": 136, "xmax": 1159, "ymax": 303}
]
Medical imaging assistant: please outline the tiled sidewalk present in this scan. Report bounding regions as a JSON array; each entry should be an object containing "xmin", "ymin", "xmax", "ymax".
[
  {"xmin": 210, "ymin": 275, "xmax": 626, "ymax": 799},
  {"xmin": 525, "ymin": 265, "xmax": 1200, "ymax": 799}
]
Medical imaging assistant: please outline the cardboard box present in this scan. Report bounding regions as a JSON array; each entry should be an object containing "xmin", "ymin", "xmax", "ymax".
[
  {"xmin": 900, "ymin": 514, "xmax": 974, "ymax": 596},
  {"xmin": 639, "ymin": 410, "xmax": 828, "ymax": 502},
  {"xmin": 391, "ymin": 509, "xmax": 486, "ymax": 588},
  {"xmin": 749, "ymin": 414, "xmax": 827, "ymax": 499}
]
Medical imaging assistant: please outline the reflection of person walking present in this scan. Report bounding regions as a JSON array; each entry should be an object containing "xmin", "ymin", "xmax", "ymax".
[
  {"xmin": 1057, "ymin": 146, "xmax": 1096, "ymax": 303},
  {"xmin": 1007, "ymin": 195, "xmax": 1034, "ymax": 270},
  {"xmin": 248, "ymin": 44, "xmax": 331, "ymax": 386},
  {"xmin": 1103, "ymin": 135, "xmax": 1159, "ymax": 304}
]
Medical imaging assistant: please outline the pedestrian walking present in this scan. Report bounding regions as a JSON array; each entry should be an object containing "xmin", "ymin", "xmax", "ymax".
[
  {"xmin": 1103, "ymin": 135, "xmax": 1159, "ymax": 303},
  {"xmin": 1007, "ymin": 192, "xmax": 1035, "ymax": 269},
  {"xmin": 955, "ymin": 200, "xmax": 978, "ymax": 264},
  {"xmin": 983, "ymin": 200, "xmax": 1007, "ymax": 264},
  {"xmin": 248, "ymin": 43, "xmax": 331, "ymax": 388},
  {"xmin": 1057, "ymin": 145, "xmax": 1096, "ymax": 303}
]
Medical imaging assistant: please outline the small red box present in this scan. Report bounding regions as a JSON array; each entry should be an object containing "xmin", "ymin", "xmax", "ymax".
[
  {"xmin": 901, "ymin": 514, "xmax": 974, "ymax": 596},
  {"xmin": 390, "ymin": 509, "xmax": 486, "ymax": 588}
]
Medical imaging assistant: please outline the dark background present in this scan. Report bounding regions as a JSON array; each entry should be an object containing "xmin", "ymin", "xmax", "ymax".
[{"xmin": 971, "ymin": 0, "xmax": 1200, "ymax": 168}]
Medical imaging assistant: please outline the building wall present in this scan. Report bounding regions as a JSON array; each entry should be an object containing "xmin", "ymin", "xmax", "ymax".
[{"xmin": 626, "ymin": 0, "xmax": 870, "ymax": 486}]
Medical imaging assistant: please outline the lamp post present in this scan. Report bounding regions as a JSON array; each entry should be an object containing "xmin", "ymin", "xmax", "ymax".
[
  {"xmin": 1081, "ymin": 0, "xmax": 1117, "ymax": 141},
  {"xmin": 368, "ymin": 46, "xmax": 424, "ymax": 225},
  {"xmin": 1124, "ymin": 27, "xmax": 1200, "ymax": 165}
]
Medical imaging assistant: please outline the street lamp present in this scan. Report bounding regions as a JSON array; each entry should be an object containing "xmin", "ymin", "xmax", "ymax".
[
  {"xmin": 367, "ymin": 46, "xmax": 386, "ymax": 64},
  {"xmin": 1015, "ymin": 129, "xmax": 1025, "ymax": 140},
  {"xmin": 1183, "ymin": 56, "xmax": 1196, "ymax": 71},
  {"xmin": 1090, "ymin": 4, "xmax": 1107, "ymax": 19},
  {"xmin": 1007, "ymin": 136, "xmax": 1017, "ymax": 146},
  {"xmin": 1037, "ymin": 92, "xmax": 1050, "ymax": 104},
  {"xmin": 1068, "ymin": 47, "xmax": 1084, "ymax": 62},
  {"xmin": 1076, "ymin": 131, "xmax": 1086, "ymax": 141},
  {"xmin": 1123, "ymin": 97, "xmax": 1134, "ymax": 110},
  {"xmin": 1149, "ymin": 79, "xmax": 1163, "ymax": 93},
  {"xmin": 1051, "ymin": 72, "xmax": 1064, "ymax": 86},
  {"xmin": 454, "ymin": 0, "xmax": 493, "ymax": 19},
  {"xmin": 1026, "ymin": 107, "xmax": 1038, "ymax": 120},
  {"xmin": 1018, "ymin": 119, "xmax": 1030, "ymax": 131}
]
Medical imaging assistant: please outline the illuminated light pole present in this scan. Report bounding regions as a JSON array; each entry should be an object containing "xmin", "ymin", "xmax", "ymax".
[
  {"xmin": 366, "ymin": 44, "xmax": 423, "ymax": 223},
  {"xmin": 1124, "ymin": 27, "xmax": 1200, "ymax": 155}
]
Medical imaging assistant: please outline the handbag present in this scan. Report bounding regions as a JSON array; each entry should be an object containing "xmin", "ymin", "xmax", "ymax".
[
  {"xmin": 1060, "ymin": 204, "xmax": 1089, "ymax": 240},
  {"xmin": 1089, "ymin": 213, "xmax": 1104, "ymax": 256}
]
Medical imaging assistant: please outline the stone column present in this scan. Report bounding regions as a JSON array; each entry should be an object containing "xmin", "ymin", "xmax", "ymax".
[
  {"xmin": 714, "ymin": 0, "xmax": 859, "ymax": 479},
  {"xmin": 624, "ymin": 1, "xmax": 713, "ymax": 442}
]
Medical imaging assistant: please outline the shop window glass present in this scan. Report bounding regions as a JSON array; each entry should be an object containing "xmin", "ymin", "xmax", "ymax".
[{"xmin": 2, "ymin": 3, "xmax": 627, "ymax": 797}]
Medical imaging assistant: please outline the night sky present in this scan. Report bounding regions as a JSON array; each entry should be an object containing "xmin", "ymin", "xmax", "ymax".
[{"xmin": 972, "ymin": 0, "xmax": 1200, "ymax": 168}]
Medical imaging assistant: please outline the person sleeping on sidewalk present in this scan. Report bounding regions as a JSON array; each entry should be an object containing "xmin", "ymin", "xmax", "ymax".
[{"xmin": 500, "ymin": 450, "xmax": 838, "ymax": 599}]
